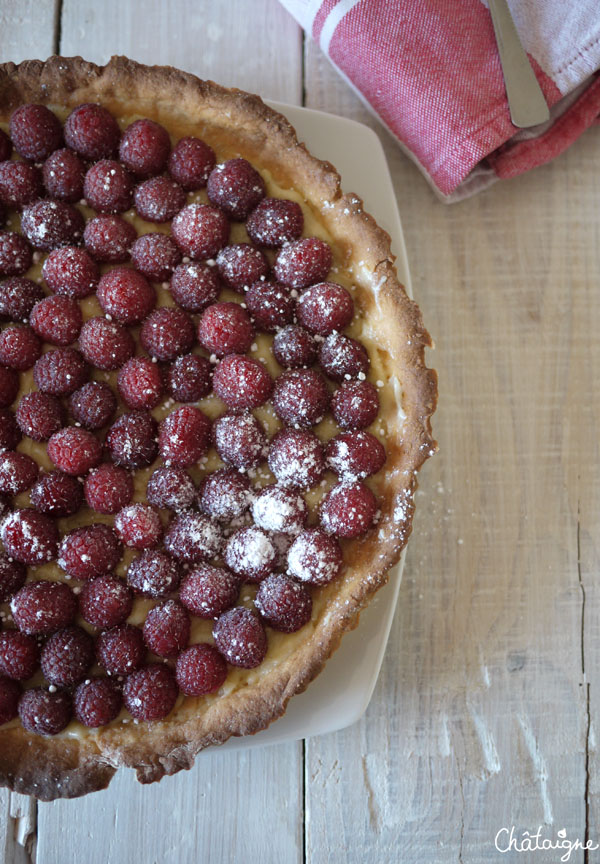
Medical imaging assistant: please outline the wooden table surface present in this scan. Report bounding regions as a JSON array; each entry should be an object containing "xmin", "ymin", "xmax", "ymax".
[{"xmin": 1, "ymin": 1, "xmax": 600, "ymax": 861}]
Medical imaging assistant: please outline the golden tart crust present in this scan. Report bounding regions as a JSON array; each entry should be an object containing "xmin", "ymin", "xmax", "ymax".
[{"xmin": 0, "ymin": 55, "xmax": 437, "ymax": 800}]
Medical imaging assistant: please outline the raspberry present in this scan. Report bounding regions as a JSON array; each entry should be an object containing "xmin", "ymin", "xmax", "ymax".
[
  {"xmin": 11, "ymin": 580, "xmax": 75, "ymax": 633},
  {"xmin": 134, "ymin": 177, "xmax": 186, "ymax": 223},
  {"xmin": 0, "ymin": 160, "xmax": 42, "ymax": 208},
  {"xmin": 21, "ymin": 200, "xmax": 84, "ymax": 251},
  {"xmin": 16, "ymin": 391, "xmax": 64, "ymax": 441},
  {"xmin": 0, "ymin": 277, "xmax": 44, "ymax": 322},
  {"xmin": 177, "ymin": 562, "xmax": 237, "ymax": 626},
  {"xmin": 79, "ymin": 574, "xmax": 133, "ymax": 629},
  {"xmin": 18, "ymin": 687, "xmax": 72, "ymax": 736},
  {"xmin": 119, "ymin": 119, "xmax": 171, "ymax": 178},
  {"xmin": 0, "ymin": 202, "xmax": 4, "ymax": 228},
  {"xmin": 272, "ymin": 368, "xmax": 330, "ymax": 428},
  {"xmin": 198, "ymin": 468, "xmax": 252, "ymax": 521},
  {"xmin": 164, "ymin": 511, "xmax": 222, "ymax": 564},
  {"xmin": 97, "ymin": 268, "xmax": 154, "ymax": 325},
  {"xmin": 78, "ymin": 317, "xmax": 134, "ymax": 371},
  {"xmin": 213, "ymin": 607, "xmax": 267, "ymax": 668},
  {"xmin": 115, "ymin": 503, "xmax": 162, "ymax": 549},
  {"xmin": 84, "ymin": 159, "xmax": 133, "ymax": 213},
  {"xmin": 122, "ymin": 663, "xmax": 177, "ymax": 721},
  {"xmin": 246, "ymin": 280, "xmax": 295, "ymax": 332},
  {"xmin": 224, "ymin": 526, "xmax": 276, "ymax": 583},
  {"xmin": 274, "ymin": 237, "xmax": 332, "ymax": 288},
  {"xmin": 179, "ymin": 564, "xmax": 240, "ymax": 620},
  {"xmin": 0, "ymin": 326, "xmax": 41, "ymax": 370},
  {"xmin": 170, "ymin": 262, "xmax": 220, "ymax": 312},
  {"xmin": 0, "ymin": 407, "xmax": 20, "ymax": 449},
  {"xmin": 30, "ymin": 295, "xmax": 83, "ymax": 346},
  {"xmin": 287, "ymin": 528, "xmax": 343, "ymax": 585},
  {"xmin": 197, "ymin": 302, "xmax": 254, "ymax": 357},
  {"xmin": 296, "ymin": 282, "xmax": 354, "ymax": 336},
  {"xmin": 158, "ymin": 405, "xmax": 211, "ymax": 467},
  {"xmin": 268, "ymin": 428, "xmax": 325, "ymax": 489},
  {"xmin": 0, "ymin": 677, "xmax": 20, "ymax": 725},
  {"xmin": 70, "ymin": 381, "xmax": 117, "ymax": 430},
  {"xmin": 126, "ymin": 550, "xmax": 181, "ymax": 598},
  {"xmin": 207, "ymin": 158, "xmax": 265, "ymax": 220},
  {"xmin": 96, "ymin": 624, "xmax": 145, "ymax": 676},
  {"xmin": 331, "ymin": 380, "xmax": 380, "ymax": 430},
  {"xmin": 0, "ymin": 450, "xmax": 38, "ymax": 495},
  {"xmin": 42, "ymin": 246, "xmax": 99, "ymax": 299},
  {"xmin": 0, "ymin": 130, "xmax": 11, "ymax": 162},
  {"xmin": 0, "ymin": 552, "xmax": 26, "ymax": 602},
  {"xmin": 40, "ymin": 626, "xmax": 94, "ymax": 687},
  {"xmin": 212, "ymin": 412, "xmax": 267, "ymax": 471},
  {"xmin": 42, "ymin": 148, "xmax": 85, "ymax": 202},
  {"xmin": 176, "ymin": 643, "xmax": 227, "ymax": 696},
  {"xmin": 168, "ymin": 137, "xmax": 216, "ymax": 190},
  {"xmin": 2, "ymin": 510, "xmax": 59, "ymax": 565},
  {"xmin": 140, "ymin": 306, "xmax": 195, "ymax": 361},
  {"xmin": 319, "ymin": 333, "xmax": 369, "ymax": 382},
  {"xmin": 131, "ymin": 232, "xmax": 182, "ymax": 281},
  {"xmin": 167, "ymin": 353, "xmax": 212, "ymax": 402},
  {"xmin": 0, "ymin": 365, "xmax": 18, "ymax": 406},
  {"xmin": 47, "ymin": 426, "xmax": 102, "ymax": 475},
  {"xmin": 64, "ymin": 103, "xmax": 120, "ymax": 160},
  {"xmin": 31, "ymin": 470, "xmax": 84, "ymax": 517},
  {"xmin": 0, "ymin": 631, "xmax": 39, "ymax": 680},
  {"xmin": 147, "ymin": 466, "xmax": 196, "ymax": 513},
  {"xmin": 9, "ymin": 104, "xmax": 63, "ymax": 161},
  {"xmin": 252, "ymin": 485, "xmax": 308, "ymax": 535},
  {"xmin": 320, "ymin": 481, "xmax": 377, "ymax": 538},
  {"xmin": 74, "ymin": 677, "xmax": 122, "ymax": 728},
  {"xmin": 84, "ymin": 463, "xmax": 133, "ymax": 514},
  {"xmin": 326, "ymin": 431, "xmax": 386, "ymax": 479},
  {"xmin": 216, "ymin": 243, "xmax": 269, "ymax": 292},
  {"xmin": 143, "ymin": 599, "xmax": 190, "ymax": 658},
  {"xmin": 0, "ymin": 232, "xmax": 32, "ymax": 277},
  {"xmin": 106, "ymin": 411, "xmax": 158, "ymax": 469},
  {"xmin": 33, "ymin": 347, "xmax": 88, "ymax": 395},
  {"xmin": 246, "ymin": 198, "xmax": 304, "ymax": 248},
  {"xmin": 255, "ymin": 574, "xmax": 312, "ymax": 633},
  {"xmin": 117, "ymin": 356, "xmax": 164, "ymax": 409},
  {"xmin": 84, "ymin": 214, "xmax": 137, "ymax": 262},
  {"xmin": 171, "ymin": 204, "xmax": 229, "ymax": 260},
  {"xmin": 58, "ymin": 524, "xmax": 122, "ymax": 580},
  {"xmin": 213, "ymin": 354, "xmax": 273, "ymax": 410}
]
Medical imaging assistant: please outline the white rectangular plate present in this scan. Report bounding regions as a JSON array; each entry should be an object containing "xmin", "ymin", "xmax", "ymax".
[{"xmin": 217, "ymin": 103, "xmax": 411, "ymax": 750}]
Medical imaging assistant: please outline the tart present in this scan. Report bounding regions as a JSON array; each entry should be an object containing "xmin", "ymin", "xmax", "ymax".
[{"xmin": 0, "ymin": 56, "xmax": 437, "ymax": 800}]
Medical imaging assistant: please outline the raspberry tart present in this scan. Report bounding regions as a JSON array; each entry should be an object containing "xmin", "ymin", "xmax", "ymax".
[{"xmin": 0, "ymin": 56, "xmax": 437, "ymax": 800}]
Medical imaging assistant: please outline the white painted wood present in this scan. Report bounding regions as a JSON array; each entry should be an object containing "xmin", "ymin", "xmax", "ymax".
[
  {"xmin": 0, "ymin": 0, "xmax": 59, "ymax": 63},
  {"xmin": 303, "ymin": 37, "xmax": 599, "ymax": 863},
  {"xmin": 59, "ymin": 0, "xmax": 303, "ymax": 104},
  {"xmin": 37, "ymin": 745, "xmax": 303, "ymax": 864}
]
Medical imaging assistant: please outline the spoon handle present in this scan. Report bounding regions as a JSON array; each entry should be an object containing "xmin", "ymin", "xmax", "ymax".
[{"xmin": 489, "ymin": 0, "xmax": 550, "ymax": 128}]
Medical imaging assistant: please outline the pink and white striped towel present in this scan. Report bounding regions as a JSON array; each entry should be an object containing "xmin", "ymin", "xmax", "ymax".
[{"xmin": 279, "ymin": 0, "xmax": 600, "ymax": 200}]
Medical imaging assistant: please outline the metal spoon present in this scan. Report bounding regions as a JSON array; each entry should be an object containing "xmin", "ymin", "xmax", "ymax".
[{"xmin": 489, "ymin": 0, "xmax": 550, "ymax": 128}]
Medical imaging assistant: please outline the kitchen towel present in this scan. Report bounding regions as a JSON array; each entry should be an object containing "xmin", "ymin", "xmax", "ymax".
[{"xmin": 279, "ymin": 0, "xmax": 600, "ymax": 200}]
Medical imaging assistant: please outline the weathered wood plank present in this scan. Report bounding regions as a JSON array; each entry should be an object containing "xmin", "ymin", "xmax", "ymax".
[
  {"xmin": 303, "ymin": 37, "xmax": 597, "ymax": 863},
  {"xmin": 0, "ymin": 0, "xmax": 59, "ymax": 63},
  {"xmin": 59, "ymin": 0, "xmax": 303, "ymax": 104},
  {"xmin": 37, "ymin": 744, "xmax": 303, "ymax": 864}
]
